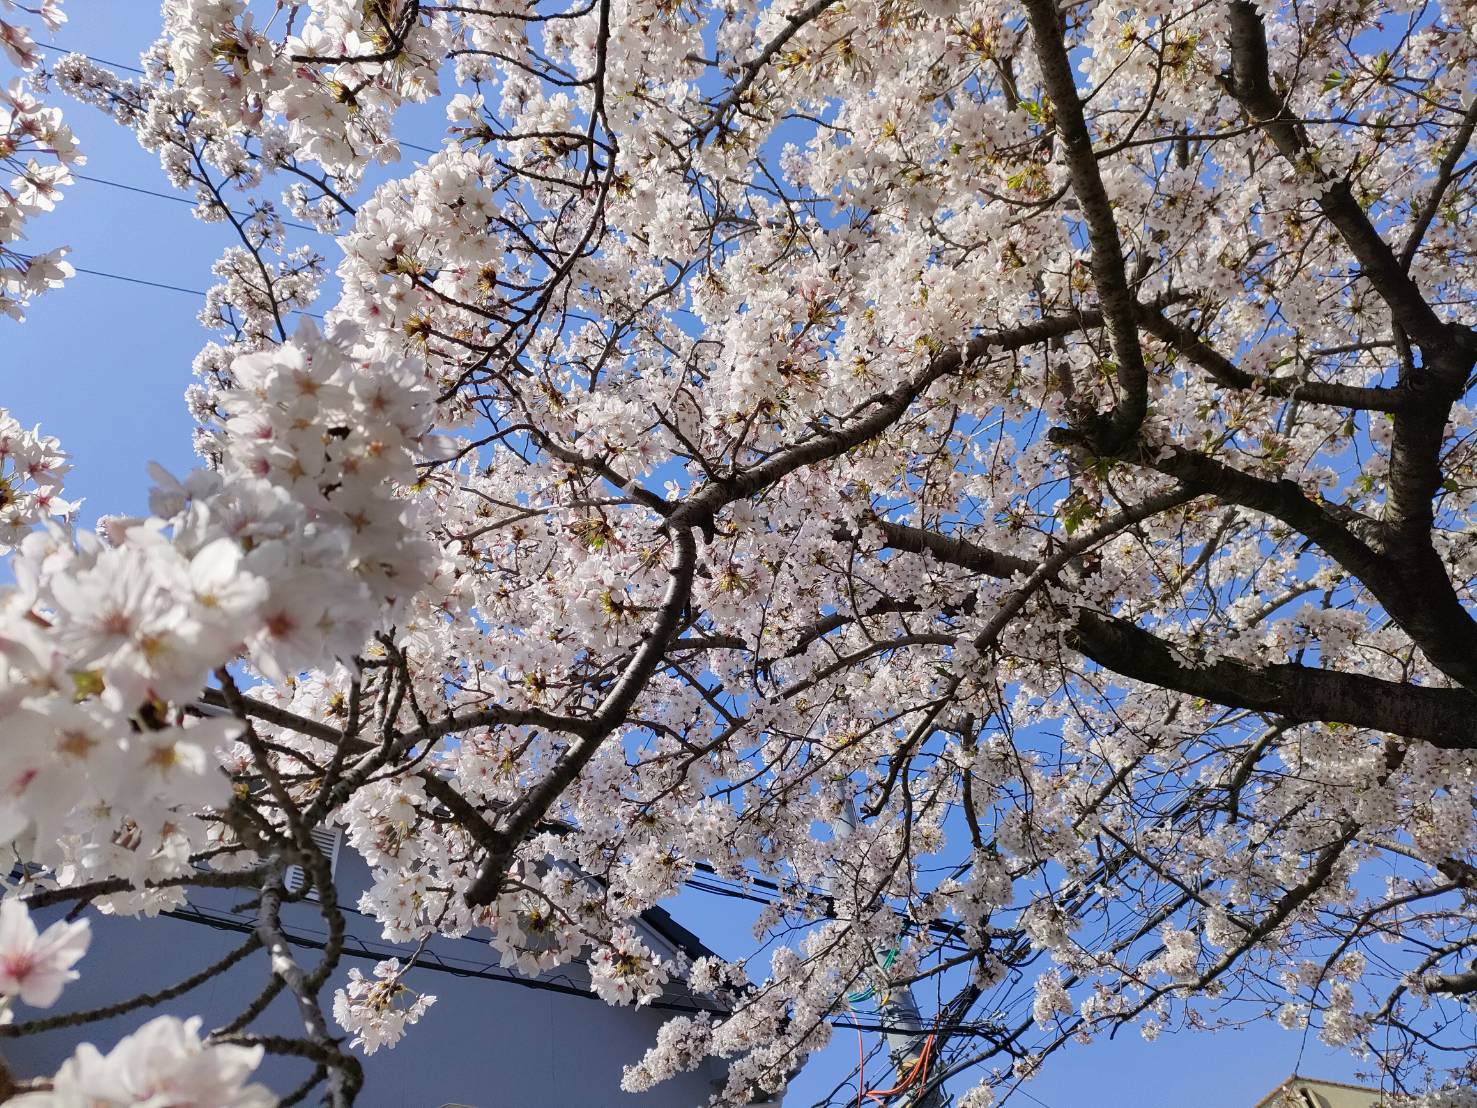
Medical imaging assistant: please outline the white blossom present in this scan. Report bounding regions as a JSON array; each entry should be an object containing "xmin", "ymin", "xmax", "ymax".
[
  {"xmin": 9, "ymin": 1015, "xmax": 273, "ymax": 1106},
  {"xmin": 0, "ymin": 898, "xmax": 88, "ymax": 1011},
  {"xmin": 331, "ymin": 958, "xmax": 437, "ymax": 1055}
]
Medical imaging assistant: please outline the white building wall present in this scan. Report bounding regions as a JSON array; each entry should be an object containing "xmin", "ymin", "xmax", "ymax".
[{"xmin": 5, "ymin": 849, "xmax": 742, "ymax": 1107}]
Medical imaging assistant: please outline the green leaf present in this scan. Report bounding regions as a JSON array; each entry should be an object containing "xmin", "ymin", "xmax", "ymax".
[{"xmin": 1061, "ymin": 496, "xmax": 1095, "ymax": 535}]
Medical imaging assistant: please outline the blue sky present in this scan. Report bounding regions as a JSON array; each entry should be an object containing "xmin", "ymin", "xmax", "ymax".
[{"xmin": 2, "ymin": 3, "xmax": 1380, "ymax": 1105}]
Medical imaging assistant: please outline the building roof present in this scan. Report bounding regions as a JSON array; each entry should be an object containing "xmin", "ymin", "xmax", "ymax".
[
  {"xmin": 1255, "ymin": 1074, "xmax": 1389, "ymax": 1108},
  {"xmin": 640, "ymin": 902, "xmax": 722, "ymax": 964}
]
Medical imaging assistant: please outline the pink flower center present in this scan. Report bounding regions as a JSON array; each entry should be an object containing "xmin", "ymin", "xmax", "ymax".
[
  {"xmin": 6, "ymin": 766, "xmax": 38, "ymax": 797},
  {"xmin": 1, "ymin": 951, "xmax": 35, "ymax": 982},
  {"xmin": 265, "ymin": 611, "xmax": 297, "ymax": 639},
  {"xmin": 100, "ymin": 609, "xmax": 134, "ymax": 637}
]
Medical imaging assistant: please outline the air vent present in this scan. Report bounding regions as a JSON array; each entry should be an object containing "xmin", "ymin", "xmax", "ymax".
[{"xmin": 284, "ymin": 826, "xmax": 342, "ymax": 899}]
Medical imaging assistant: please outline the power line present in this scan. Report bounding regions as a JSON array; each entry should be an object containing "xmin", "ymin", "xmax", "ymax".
[
  {"xmin": 68, "ymin": 263, "xmax": 325, "ymax": 320},
  {"xmin": 73, "ymin": 172, "xmax": 321, "ymax": 234},
  {"xmin": 162, "ymin": 900, "xmax": 962, "ymax": 1039},
  {"xmin": 35, "ymin": 39, "xmax": 144, "ymax": 74},
  {"xmin": 36, "ymin": 41, "xmax": 439, "ymax": 154},
  {"xmin": 70, "ymin": 264, "xmax": 204, "ymax": 298}
]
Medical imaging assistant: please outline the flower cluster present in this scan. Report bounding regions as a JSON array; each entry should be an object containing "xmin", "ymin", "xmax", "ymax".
[
  {"xmin": 0, "ymin": 0, "xmax": 1473, "ymax": 1099},
  {"xmin": 159, "ymin": 0, "xmax": 445, "ymax": 173},
  {"xmin": 0, "ymin": 0, "xmax": 79, "ymax": 320},
  {"xmin": 1, "ymin": 525, "xmax": 255, "ymax": 888},
  {"xmin": 11, "ymin": 1015, "xmax": 273, "ymax": 1106},
  {"xmin": 0, "ymin": 899, "xmax": 88, "ymax": 1016},
  {"xmin": 0, "ymin": 411, "xmax": 70, "ymax": 551},
  {"xmin": 0, "ymin": 321, "xmax": 433, "ymax": 891},
  {"xmin": 588, "ymin": 927, "xmax": 672, "ymax": 1007},
  {"xmin": 331, "ymin": 958, "xmax": 437, "ymax": 1056},
  {"xmin": 209, "ymin": 318, "xmax": 437, "ymax": 680},
  {"xmin": 1030, "ymin": 970, "xmax": 1073, "ymax": 1027},
  {"xmin": 621, "ymin": 1012, "xmax": 714, "ymax": 1093}
]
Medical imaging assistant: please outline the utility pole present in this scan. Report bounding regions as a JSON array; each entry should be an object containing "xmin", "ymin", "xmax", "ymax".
[{"xmin": 829, "ymin": 788, "xmax": 946, "ymax": 1108}]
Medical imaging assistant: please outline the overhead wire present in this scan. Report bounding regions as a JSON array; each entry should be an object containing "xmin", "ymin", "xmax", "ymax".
[
  {"xmin": 68, "ymin": 264, "xmax": 210, "ymax": 299},
  {"xmin": 690, "ymin": 861, "xmax": 974, "ymax": 953},
  {"xmin": 162, "ymin": 900, "xmax": 964, "ymax": 1039},
  {"xmin": 72, "ymin": 172, "xmax": 321, "ymax": 234},
  {"xmin": 35, "ymin": 40, "xmax": 144, "ymax": 74},
  {"xmin": 1012, "ymin": 1086, "xmax": 1060, "ymax": 1108},
  {"xmin": 66, "ymin": 263, "xmax": 324, "ymax": 320}
]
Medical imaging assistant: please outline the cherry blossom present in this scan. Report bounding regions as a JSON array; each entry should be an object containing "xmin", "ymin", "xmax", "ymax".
[
  {"xmin": 0, "ymin": 0, "xmax": 78, "ymax": 320},
  {"xmin": 9, "ymin": 1015, "xmax": 273, "ymax": 1107},
  {"xmin": 0, "ymin": 899, "xmax": 88, "ymax": 1012},
  {"xmin": 331, "ymin": 958, "xmax": 437, "ymax": 1056},
  {"xmin": 0, "ymin": 411, "xmax": 70, "ymax": 551},
  {"xmin": 588, "ymin": 927, "xmax": 673, "ymax": 1007}
]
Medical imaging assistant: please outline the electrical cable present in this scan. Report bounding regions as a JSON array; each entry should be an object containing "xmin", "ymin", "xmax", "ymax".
[
  {"xmin": 65, "ymin": 263, "xmax": 324, "ymax": 319},
  {"xmin": 159, "ymin": 900, "xmax": 966, "ymax": 1038},
  {"xmin": 861, "ymin": 1033, "xmax": 934, "ymax": 1105},
  {"xmin": 846, "ymin": 946, "xmax": 898, "ymax": 1007},
  {"xmin": 35, "ymin": 40, "xmax": 144, "ymax": 74},
  {"xmin": 72, "ymin": 172, "xmax": 320, "ymax": 233}
]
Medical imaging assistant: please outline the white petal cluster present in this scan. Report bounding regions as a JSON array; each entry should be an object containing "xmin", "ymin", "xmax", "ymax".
[
  {"xmin": 0, "ymin": 898, "xmax": 88, "ymax": 1013},
  {"xmin": 588, "ymin": 926, "xmax": 672, "ymax": 1007},
  {"xmin": 0, "ymin": 322, "xmax": 432, "ymax": 891},
  {"xmin": 1, "ymin": 528, "xmax": 254, "ymax": 887},
  {"xmin": 621, "ymin": 1012, "xmax": 713, "ymax": 1093},
  {"xmin": 10, "ymin": 1015, "xmax": 273, "ymax": 1107},
  {"xmin": 0, "ymin": 0, "xmax": 79, "ymax": 320},
  {"xmin": 0, "ymin": 412, "xmax": 71, "ymax": 551},
  {"xmin": 958, "ymin": 1087, "xmax": 996, "ymax": 1108},
  {"xmin": 485, "ymin": 888, "xmax": 585, "ymax": 977},
  {"xmin": 331, "ymin": 958, "xmax": 437, "ymax": 1056},
  {"xmin": 158, "ymin": 0, "xmax": 445, "ymax": 173},
  {"xmin": 1030, "ymin": 969, "xmax": 1073, "ymax": 1027},
  {"xmin": 2, "ymin": 0, "xmax": 1475, "ymax": 1097},
  {"xmin": 212, "ymin": 319, "xmax": 436, "ymax": 681}
]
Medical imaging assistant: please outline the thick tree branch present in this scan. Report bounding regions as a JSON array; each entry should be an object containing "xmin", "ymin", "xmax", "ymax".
[
  {"xmin": 1135, "ymin": 305, "xmax": 1404, "ymax": 412},
  {"xmin": 463, "ymin": 526, "xmax": 699, "ymax": 905},
  {"xmin": 668, "ymin": 311, "xmax": 1105, "ymax": 534},
  {"xmin": 1024, "ymin": 0, "xmax": 1151, "ymax": 450},
  {"xmin": 878, "ymin": 521, "xmax": 1477, "ymax": 748},
  {"xmin": 1071, "ymin": 611, "xmax": 1477, "ymax": 750},
  {"xmin": 1140, "ymin": 445, "xmax": 1477, "ymax": 690},
  {"xmin": 1424, "ymin": 969, "xmax": 1477, "ymax": 996},
  {"xmin": 1223, "ymin": 1, "xmax": 1457, "ymax": 354}
]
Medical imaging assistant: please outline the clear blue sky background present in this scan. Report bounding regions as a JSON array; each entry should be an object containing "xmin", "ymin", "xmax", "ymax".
[{"xmin": 3, "ymin": 4, "xmax": 1372, "ymax": 1104}]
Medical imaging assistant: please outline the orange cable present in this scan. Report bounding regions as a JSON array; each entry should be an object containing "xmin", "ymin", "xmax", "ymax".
[{"xmin": 862, "ymin": 1033, "xmax": 936, "ymax": 1104}]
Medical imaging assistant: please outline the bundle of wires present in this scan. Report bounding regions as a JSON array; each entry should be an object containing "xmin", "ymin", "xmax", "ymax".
[
  {"xmin": 846, "ymin": 948, "xmax": 937, "ymax": 1107},
  {"xmin": 846, "ymin": 946, "xmax": 898, "ymax": 1007},
  {"xmin": 857, "ymin": 1031, "xmax": 936, "ymax": 1106}
]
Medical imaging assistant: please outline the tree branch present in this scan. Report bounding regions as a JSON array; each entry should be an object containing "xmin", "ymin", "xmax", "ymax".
[
  {"xmin": 878, "ymin": 521, "xmax": 1477, "ymax": 748},
  {"xmin": 1024, "ymin": 0, "xmax": 1151, "ymax": 450}
]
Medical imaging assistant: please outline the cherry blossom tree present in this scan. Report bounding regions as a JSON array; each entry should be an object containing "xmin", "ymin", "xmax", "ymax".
[{"xmin": 3, "ymin": 0, "xmax": 1477, "ymax": 1103}]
